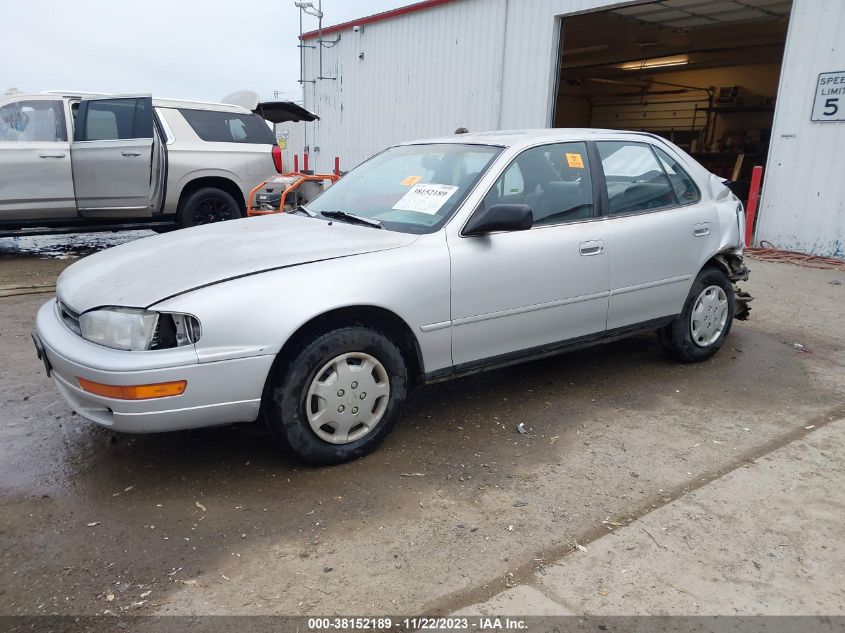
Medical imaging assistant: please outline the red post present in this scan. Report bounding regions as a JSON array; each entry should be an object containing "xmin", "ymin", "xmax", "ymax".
[
  {"xmin": 745, "ymin": 166, "xmax": 763, "ymax": 247},
  {"xmin": 293, "ymin": 154, "xmax": 299, "ymax": 173},
  {"xmin": 303, "ymin": 152, "xmax": 309, "ymax": 173},
  {"xmin": 334, "ymin": 156, "xmax": 340, "ymax": 176}
]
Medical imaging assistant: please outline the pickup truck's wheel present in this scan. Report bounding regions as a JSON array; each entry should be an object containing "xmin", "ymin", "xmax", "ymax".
[
  {"xmin": 263, "ymin": 327, "xmax": 408, "ymax": 466},
  {"xmin": 178, "ymin": 187, "xmax": 241, "ymax": 228},
  {"xmin": 658, "ymin": 267, "xmax": 736, "ymax": 363}
]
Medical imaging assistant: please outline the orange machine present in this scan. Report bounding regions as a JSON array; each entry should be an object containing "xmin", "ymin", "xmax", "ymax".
[{"xmin": 247, "ymin": 155, "xmax": 341, "ymax": 216}]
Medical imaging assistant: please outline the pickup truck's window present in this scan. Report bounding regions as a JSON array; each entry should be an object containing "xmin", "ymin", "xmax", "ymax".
[
  {"xmin": 654, "ymin": 146, "xmax": 700, "ymax": 204},
  {"xmin": 179, "ymin": 109, "xmax": 274, "ymax": 144},
  {"xmin": 0, "ymin": 100, "xmax": 66, "ymax": 142},
  {"xmin": 307, "ymin": 143, "xmax": 501, "ymax": 234},
  {"xmin": 79, "ymin": 98, "xmax": 153, "ymax": 141},
  {"xmin": 484, "ymin": 142, "xmax": 594, "ymax": 226},
  {"xmin": 597, "ymin": 141, "xmax": 678, "ymax": 215}
]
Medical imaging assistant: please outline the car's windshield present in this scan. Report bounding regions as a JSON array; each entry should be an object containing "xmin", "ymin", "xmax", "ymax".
[{"xmin": 307, "ymin": 143, "xmax": 502, "ymax": 233}]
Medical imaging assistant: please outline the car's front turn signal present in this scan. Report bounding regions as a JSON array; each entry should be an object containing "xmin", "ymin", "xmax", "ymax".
[{"xmin": 77, "ymin": 378, "xmax": 187, "ymax": 400}]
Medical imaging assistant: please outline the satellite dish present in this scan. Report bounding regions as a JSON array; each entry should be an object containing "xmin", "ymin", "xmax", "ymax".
[{"xmin": 221, "ymin": 90, "xmax": 262, "ymax": 111}]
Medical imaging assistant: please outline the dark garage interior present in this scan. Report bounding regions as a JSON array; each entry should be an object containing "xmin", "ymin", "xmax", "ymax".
[{"xmin": 555, "ymin": 0, "xmax": 792, "ymax": 193}]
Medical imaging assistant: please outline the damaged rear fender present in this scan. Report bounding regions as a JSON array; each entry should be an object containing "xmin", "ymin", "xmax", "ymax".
[{"xmin": 706, "ymin": 252, "xmax": 752, "ymax": 321}]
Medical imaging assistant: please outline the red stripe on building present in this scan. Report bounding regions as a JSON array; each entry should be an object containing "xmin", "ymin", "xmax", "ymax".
[{"xmin": 299, "ymin": 0, "xmax": 459, "ymax": 40}]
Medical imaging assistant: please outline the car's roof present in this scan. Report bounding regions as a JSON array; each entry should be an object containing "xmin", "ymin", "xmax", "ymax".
[
  {"xmin": 400, "ymin": 128, "xmax": 666, "ymax": 149},
  {"xmin": 15, "ymin": 91, "xmax": 253, "ymax": 114}
]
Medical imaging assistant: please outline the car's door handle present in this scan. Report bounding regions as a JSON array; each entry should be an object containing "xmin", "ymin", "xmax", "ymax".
[
  {"xmin": 121, "ymin": 150, "xmax": 142, "ymax": 157},
  {"xmin": 38, "ymin": 152, "xmax": 66, "ymax": 158},
  {"xmin": 693, "ymin": 222, "xmax": 711, "ymax": 237},
  {"xmin": 579, "ymin": 240, "xmax": 605, "ymax": 256}
]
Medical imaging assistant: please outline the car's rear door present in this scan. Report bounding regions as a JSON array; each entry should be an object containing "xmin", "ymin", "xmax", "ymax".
[
  {"xmin": 448, "ymin": 141, "xmax": 610, "ymax": 367},
  {"xmin": 598, "ymin": 140, "xmax": 720, "ymax": 330},
  {"xmin": 70, "ymin": 95, "xmax": 155, "ymax": 216},
  {"xmin": 0, "ymin": 96, "xmax": 76, "ymax": 220}
]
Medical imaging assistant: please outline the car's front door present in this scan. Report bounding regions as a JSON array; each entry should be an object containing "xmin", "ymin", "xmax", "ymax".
[
  {"xmin": 0, "ymin": 97, "xmax": 76, "ymax": 220},
  {"xmin": 447, "ymin": 142, "xmax": 610, "ymax": 367},
  {"xmin": 70, "ymin": 96, "xmax": 155, "ymax": 217},
  {"xmin": 597, "ymin": 140, "xmax": 720, "ymax": 330}
]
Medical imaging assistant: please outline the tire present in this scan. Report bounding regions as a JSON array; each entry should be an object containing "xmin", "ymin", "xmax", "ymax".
[
  {"xmin": 178, "ymin": 187, "xmax": 242, "ymax": 228},
  {"xmin": 658, "ymin": 267, "xmax": 736, "ymax": 363},
  {"xmin": 263, "ymin": 326, "xmax": 408, "ymax": 466}
]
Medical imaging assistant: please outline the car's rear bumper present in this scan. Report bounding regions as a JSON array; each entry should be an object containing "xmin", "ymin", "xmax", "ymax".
[{"xmin": 34, "ymin": 299, "xmax": 275, "ymax": 433}]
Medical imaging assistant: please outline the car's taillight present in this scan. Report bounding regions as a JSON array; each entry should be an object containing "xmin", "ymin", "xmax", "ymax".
[{"xmin": 272, "ymin": 145, "xmax": 283, "ymax": 173}]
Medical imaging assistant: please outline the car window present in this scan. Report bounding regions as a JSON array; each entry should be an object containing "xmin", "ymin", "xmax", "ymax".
[
  {"xmin": 78, "ymin": 98, "xmax": 152, "ymax": 141},
  {"xmin": 597, "ymin": 141, "xmax": 678, "ymax": 215},
  {"xmin": 307, "ymin": 143, "xmax": 502, "ymax": 234},
  {"xmin": 0, "ymin": 100, "xmax": 66, "ymax": 142},
  {"xmin": 484, "ymin": 142, "xmax": 594, "ymax": 227},
  {"xmin": 499, "ymin": 164, "xmax": 525, "ymax": 197},
  {"xmin": 654, "ymin": 146, "xmax": 700, "ymax": 205},
  {"xmin": 179, "ymin": 108, "xmax": 275, "ymax": 144}
]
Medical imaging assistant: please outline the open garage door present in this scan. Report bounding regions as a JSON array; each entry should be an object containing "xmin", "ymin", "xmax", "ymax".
[{"xmin": 554, "ymin": 0, "xmax": 791, "ymax": 199}]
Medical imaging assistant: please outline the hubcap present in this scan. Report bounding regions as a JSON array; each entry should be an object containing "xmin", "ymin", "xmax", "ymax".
[
  {"xmin": 690, "ymin": 285, "xmax": 729, "ymax": 347},
  {"xmin": 305, "ymin": 352, "xmax": 390, "ymax": 445}
]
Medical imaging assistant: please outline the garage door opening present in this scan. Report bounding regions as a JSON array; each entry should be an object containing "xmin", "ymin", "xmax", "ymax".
[{"xmin": 554, "ymin": 0, "xmax": 791, "ymax": 197}]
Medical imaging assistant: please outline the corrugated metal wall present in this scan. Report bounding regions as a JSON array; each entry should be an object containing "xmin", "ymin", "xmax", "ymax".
[
  {"xmin": 756, "ymin": 0, "xmax": 845, "ymax": 258},
  {"xmin": 301, "ymin": 0, "xmax": 509, "ymax": 172}
]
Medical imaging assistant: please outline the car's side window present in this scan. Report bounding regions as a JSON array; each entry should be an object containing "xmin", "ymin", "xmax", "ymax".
[
  {"xmin": 0, "ymin": 100, "xmax": 67, "ymax": 143},
  {"xmin": 653, "ymin": 147, "xmax": 700, "ymax": 205},
  {"xmin": 78, "ymin": 98, "xmax": 153, "ymax": 141},
  {"xmin": 597, "ymin": 141, "xmax": 678, "ymax": 215},
  {"xmin": 484, "ymin": 142, "xmax": 594, "ymax": 227},
  {"xmin": 179, "ymin": 109, "xmax": 276, "ymax": 144}
]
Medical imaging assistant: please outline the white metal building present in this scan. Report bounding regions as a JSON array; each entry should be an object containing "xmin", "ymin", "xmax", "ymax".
[{"xmin": 297, "ymin": 0, "xmax": 844, "ymax": 258}]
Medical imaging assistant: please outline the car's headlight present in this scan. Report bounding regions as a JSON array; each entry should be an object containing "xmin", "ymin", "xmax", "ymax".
[{"xmin": 78, "ymin": 308, "xmax": 200, "ymax": 351}]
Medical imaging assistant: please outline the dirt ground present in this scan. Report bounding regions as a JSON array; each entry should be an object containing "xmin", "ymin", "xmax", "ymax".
[{"xmin": 0, "ymin": 233, "xmax": 843, "ymax": 617}]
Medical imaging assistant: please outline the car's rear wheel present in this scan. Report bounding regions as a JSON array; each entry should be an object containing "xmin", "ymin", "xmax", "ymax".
[
  {"xmin": 658, "ymin": 267, "xmax": 735, "ymax": 363},
  {"xmin": 178, "ymin": 187, "xmax": 241, "ymax": 228},
  {"xmin": 263, "ymin": 326, "xmax": 408, "ymax": 465}
]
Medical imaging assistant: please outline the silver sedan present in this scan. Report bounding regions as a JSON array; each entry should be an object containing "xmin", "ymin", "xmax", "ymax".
[{"xmin": 34, "ymin": 129, "xmax": 750, "ymax": 465}]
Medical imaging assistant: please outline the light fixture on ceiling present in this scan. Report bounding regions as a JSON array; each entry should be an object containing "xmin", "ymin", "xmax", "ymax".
[
  {"xmin": 562, "ymin": 44, "xmax": 610, "ymax": 56},
  {"xmin": 618, "ymin": 54, "xmax": 689, "ymax": 70}
]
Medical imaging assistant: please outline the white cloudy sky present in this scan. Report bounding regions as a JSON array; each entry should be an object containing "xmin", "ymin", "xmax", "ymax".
[{"xmin": 0, "ymin": 0, "xmax": 406, "ymax": 102}]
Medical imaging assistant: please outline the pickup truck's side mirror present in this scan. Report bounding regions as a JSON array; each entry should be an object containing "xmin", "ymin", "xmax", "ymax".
[{"xmin": 463, "ymin": 203, "xmax": 533, "ymax": 236}]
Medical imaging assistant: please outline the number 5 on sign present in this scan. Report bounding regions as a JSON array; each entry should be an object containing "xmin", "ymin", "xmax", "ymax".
[{"xmin": 811, "ymin": 71, "xmax": 845, "ymax": 121}]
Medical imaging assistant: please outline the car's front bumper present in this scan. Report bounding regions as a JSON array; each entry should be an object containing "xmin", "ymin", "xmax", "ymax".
[{"xmin": 34, "ymin": 299, "xmax": 275, "ymax": 433}]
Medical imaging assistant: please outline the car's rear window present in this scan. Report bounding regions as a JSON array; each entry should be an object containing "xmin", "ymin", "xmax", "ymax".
[{"xmin": 178, "ymin": 108, "xmax": 275, "ymax": 144}]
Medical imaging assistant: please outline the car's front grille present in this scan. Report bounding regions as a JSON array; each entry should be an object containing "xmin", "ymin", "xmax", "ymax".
[{"xmin": 58, "ymin": 301, "xmax": 81, "ymax": 336}]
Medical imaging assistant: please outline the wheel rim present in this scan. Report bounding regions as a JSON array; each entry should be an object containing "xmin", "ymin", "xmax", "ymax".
[
  {"xmin": 305, "ymin": 352, "xmax": 391, "ymax": 445},
  {"xmin": 690, "ymin": 285, "xmax": 729, "ymax": 347},
  {"xmin": 192, "ymin": 197, "xmax": 233, "ymax": 225}
]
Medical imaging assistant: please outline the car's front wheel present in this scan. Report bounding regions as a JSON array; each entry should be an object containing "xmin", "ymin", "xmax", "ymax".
[
  {"xmin": 263, "ymin": 326, "xmax": 408, "ymax": 465},
  {"xmin": 658, "ymin": 267, "xmax": 736, "ymax": 363}
]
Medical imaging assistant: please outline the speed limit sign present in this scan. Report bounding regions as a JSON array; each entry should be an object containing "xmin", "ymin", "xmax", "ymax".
[{"xmin": 812, "ymin": 71, "xmax": 845, "ymax": 122}]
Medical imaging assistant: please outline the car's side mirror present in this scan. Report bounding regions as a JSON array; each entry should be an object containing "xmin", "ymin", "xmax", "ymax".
[{"xmin": 463, "ymin": 203, "xmax": 533, "ymax": 236}]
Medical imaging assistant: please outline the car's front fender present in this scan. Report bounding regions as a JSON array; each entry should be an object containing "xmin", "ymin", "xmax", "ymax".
[{"xmin": 150, "ymin": 231, "xmax": 453, "ymax": 375}]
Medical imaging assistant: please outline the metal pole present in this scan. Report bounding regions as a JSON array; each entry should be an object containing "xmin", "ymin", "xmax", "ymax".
[
  {"xmin": 318, "ymin": 0, "xmax": 323, "ymax": 81},
  {"xmin": 745, "ymin": 166, "xmax": 764, "ymax": 247}
]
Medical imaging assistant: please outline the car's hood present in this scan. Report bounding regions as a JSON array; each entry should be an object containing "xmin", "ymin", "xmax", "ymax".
[{"xmin": 57, "ymin": 215, "xmax": 418, "ymax": 313}]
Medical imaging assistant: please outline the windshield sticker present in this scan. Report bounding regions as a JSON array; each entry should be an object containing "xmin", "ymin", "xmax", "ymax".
[
  {"xmin": 392, "ymin": 184, "xmax": 459, "ymax": 215},
  {"xmin": 566, "ymin": 153, "xmax": 584, "ymax": 169},
  {"xmin": 401, "ymin": 175, "xmax": 422, "ymax": 187}
]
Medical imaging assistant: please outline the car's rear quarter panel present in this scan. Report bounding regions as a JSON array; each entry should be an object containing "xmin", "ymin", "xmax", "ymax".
[{"xmin": 157, "ymin": 108, "xmax": 276, "ymax": 215}]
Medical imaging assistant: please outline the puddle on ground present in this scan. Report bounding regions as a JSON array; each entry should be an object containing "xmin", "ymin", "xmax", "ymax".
[{"xmin": 0, "ymin": 231, "xmax": 155, "ymax": 260}]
